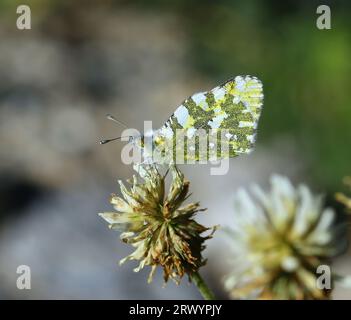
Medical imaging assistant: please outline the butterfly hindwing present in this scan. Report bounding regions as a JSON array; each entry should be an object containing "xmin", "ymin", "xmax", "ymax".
[{"xmin": 154, "ymin": 76, "xmax": 263, "ymax": 163}]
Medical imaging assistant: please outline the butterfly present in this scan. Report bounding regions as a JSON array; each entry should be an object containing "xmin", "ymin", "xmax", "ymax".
[{"xmin": 101, "ymin": 75, "xmax": 263, "ymax": 165}]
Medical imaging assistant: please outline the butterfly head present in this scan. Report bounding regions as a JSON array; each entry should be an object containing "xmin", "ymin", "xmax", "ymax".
[{"xmin": 131, "ymin": 130, "xmax": 169, "ymax": 164}]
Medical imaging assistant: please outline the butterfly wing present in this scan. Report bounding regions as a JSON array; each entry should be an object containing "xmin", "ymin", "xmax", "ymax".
[{"xmin": 154, "ymin": 76, "xmax": 263, "ymax": 163}]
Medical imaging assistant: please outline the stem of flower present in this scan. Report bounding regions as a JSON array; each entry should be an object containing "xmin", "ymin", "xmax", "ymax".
[{"xmin": 190, "ymin": 271, "xmax": 216, "ymax": 300}]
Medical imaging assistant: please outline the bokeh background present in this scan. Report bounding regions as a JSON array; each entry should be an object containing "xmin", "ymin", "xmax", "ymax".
[{"xmin": 0, "ymin": 0, "xmax": 350, "ymax": 299}]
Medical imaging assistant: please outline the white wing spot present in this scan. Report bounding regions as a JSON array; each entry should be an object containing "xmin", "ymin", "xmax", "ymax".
[
  {"xmin": 187, "ymin": 127, "xmax": 196, "ymax": 139},
  {"xmin": 235, "ymin": 76, "xmax": 246, "ymax": 92},
  {"xmin": 159, "ymin": 126, "xmax": 174, "ymax": 139},
  {"xmin": 208, "ymin": 113, "xmax": 228, "ymax": 129},
  {"xmin": 238, "ymin": 121, "xmax": 252, "ymax": 128},
  {"xmin": 247, "ymin": 134, "xmax": 255, "ymax": 143},
  {"xmin": 191, "ymin": 92, "xmax": 209, "ymax": 110},
  {"xmin": 233, "ymin": 96, "xmax": 241, "ymax": 104},
  {"xmin": 174, "ymin": 105, "xmax": 189, "ymax": 127},
  {"xmin": 212, "ymin": 86, "xmax": 226, "ymax": 101}
]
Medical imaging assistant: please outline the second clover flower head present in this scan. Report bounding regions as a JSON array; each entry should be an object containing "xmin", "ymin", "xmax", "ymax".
[{"xmin": 225, "ymin": 174, "xmax": 347, "ymax": 300}]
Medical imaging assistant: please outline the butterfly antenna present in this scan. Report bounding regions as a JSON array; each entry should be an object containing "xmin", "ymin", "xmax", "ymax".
[
  {"xmin": 106, "ymin": 114, "xmax": 129, "ymax": 129},
  {"xmin": 99, "ymin": 137, "xmax": 121, "ymax": 145}
]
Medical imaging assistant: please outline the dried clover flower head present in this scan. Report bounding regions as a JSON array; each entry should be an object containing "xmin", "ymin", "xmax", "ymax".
[
  {"xmin": 225, "ymin": 175, "xmax": 346, "ymax": 300},
  {"xmin": 336, "ymin": 177, "xmax": 351, "ymax": 213},
  {"xmin": 99, "ymin": 165, "xmax": 213, "ymax": 283}
]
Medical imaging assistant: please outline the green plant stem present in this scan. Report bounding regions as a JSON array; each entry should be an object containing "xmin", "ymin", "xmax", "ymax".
[{"xmin": 190, "ymin": 271, "xmax": 216, "ymax": 300}]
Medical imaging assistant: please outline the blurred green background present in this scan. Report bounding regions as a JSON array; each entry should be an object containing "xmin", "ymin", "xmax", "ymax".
[{"xmin": 0, "ymin": 0, "xmax": 350, "ymax": 299}]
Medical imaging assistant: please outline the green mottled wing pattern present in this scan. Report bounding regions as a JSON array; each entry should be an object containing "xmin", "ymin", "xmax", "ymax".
[{"xmin": 155, "ymin": 75, "xmax": 263, "ymax": 163}]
